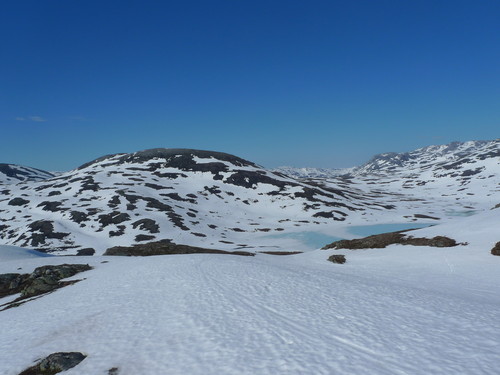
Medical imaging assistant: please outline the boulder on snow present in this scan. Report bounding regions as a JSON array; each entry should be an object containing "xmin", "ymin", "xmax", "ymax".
[
  {"xmin": 328, "ymin": 254, "xmax": 346, "ymax": 264},
  {"xmin": 322, "ymin": 231, "xmax": 460, "ymax": 250},
  {"xmin": 18, "ymin": 352, "xmax": 86, "ymax": 375},
  {"xmin": 491, "ymin": 242, "xmax": 500, "ymax": 256},
  {"xmin": 76, "ymin": 248, "xmax": 95, "ymax": 256}
]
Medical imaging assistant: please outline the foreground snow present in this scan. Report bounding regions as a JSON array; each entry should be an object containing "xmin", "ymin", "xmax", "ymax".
[{"xmin": 1, "ymin": 230, "xmax": 499, "ymax": 375}]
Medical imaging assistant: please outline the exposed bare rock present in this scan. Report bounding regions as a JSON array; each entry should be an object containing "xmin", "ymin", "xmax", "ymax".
[
  {"xmin": 328, "ymin": 254, "xmax": 346, "ymax": 264},
  {"xmin": 104, "ymin": 239, "xmax": 255, "ymax": 257},
  {"xmin": 0, "ymin": 264, "xmax": 92, "ymax": 310},
  {"xmin": 18, "ymin": 352, "xmax": 86, "ymax": 375},
  {"xmin": 322, "ymin": 231, "xmax": 460, "ymax": 250},
  {"xmin": 491, "ymin": 242, "xmax": 500, "ymax": 256},
  {"xmin": 8, "ymin": 197, "xmax": 30, "ymax": 206},
  {"xmin": 76, "ymin": 248, "xmax": 95, "ymax": 256}
]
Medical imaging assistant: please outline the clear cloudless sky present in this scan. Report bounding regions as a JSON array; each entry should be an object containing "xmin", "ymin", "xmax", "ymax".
[{"xmin": 0, "ymin": 0, "xmax": 498, "ymax": 171}]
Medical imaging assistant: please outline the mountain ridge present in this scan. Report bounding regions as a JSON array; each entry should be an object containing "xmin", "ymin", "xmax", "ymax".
[{"xmin": 1, "ymin": 140, "xmax": 498, "ymax": 254}]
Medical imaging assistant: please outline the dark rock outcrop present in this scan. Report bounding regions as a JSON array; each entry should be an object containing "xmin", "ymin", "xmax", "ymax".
[
  {"xmin": 328, "ymin": 254, "xmax": 346, "ymax": 264},
  {"xmin": 131, "ymin": 218, "xmax": 160, "ymax": 233},
  {"xmin": 19, "ymin": 352, "xmax": 86, "ymax": 375},
  {"xmin": 0, "ymin": 264, "xmax": 92, "ymax": 303},
  {"xmin": 0, "ymin": 273, "xmax": 30, "ymax": 298},
  {"xmin": 322, "ymin": 231, "xmax": 460, "ymax": 250},
  {"xmin": 21, "ymin": 264, "xmax": 92, "ymax": 298},
  {"xmin": 491, "ymin": 242, "xmax": 500, "ymax": 256},
  {"xmin": 26, "ymin": 221, "xmax": 70, "ymax": 247},
  {"xmin": 76, "ymin": 248, "xmax": 95, "ymax": 256},
  {"xmin": 104, "ymin": 239, "xmax": 254, "ymax": 257},
  {"xmin": 8, "ymin": 197, "xmax": 30, "ymax": 206}
]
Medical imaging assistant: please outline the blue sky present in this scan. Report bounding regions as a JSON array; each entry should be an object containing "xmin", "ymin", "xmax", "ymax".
[{"xmin": 1, "ymin": 0, "xmax": 498, "ymax": 171}]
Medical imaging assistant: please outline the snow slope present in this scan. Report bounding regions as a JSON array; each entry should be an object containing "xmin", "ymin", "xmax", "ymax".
[
  {"xmin": 0, "ymin": 208, "xmax": 499, "ymax": 375},
  {"xmin": 272, "ymin": 166, "xmax": 353, "ymax": 179},
  {"xmin": 0, "ymin": 141, "xmax": 498, "ymax": 255},
  {"xmin": 0, "ymin": 141, "xmax": 499, "ymax": 375},
  {"xmin": 0, "ymin": 163, "xmax": 54, "ymax": 184},
  {"xmin": 0, "ymin": 149, "xmax": 390, "ymax": 254}
]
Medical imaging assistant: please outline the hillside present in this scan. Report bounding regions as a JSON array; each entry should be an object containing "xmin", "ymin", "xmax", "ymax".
[
  {"xmin": 0, "ymin": 164, "xmax": 54, "ymax": 184},
  {"xmin": 1, "ymin": 141, "xmax": 499, "ymax": 254},
  {"xmin": 0, "ymin": 141, "xmax": 499, "ymax": 375},
  {"xmin": 0, "ymin": 149, "xmax": 383, "ymax": 254},
  {"xmin": 288, "ymin": 139, "xmax": 500, "ymax": 220},
  {"xmin": 1, "ymin": 206, "xmax": 499, "ymax": 375}
]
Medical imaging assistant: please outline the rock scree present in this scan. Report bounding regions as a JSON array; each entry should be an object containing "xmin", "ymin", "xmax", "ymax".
[
  {"xmin": 322, "ymin": 231, "xmax": 461, "ymax": 250},
  {"xmin": 18, "ymin": 352, "xmax": 86, "ymax": 375}
]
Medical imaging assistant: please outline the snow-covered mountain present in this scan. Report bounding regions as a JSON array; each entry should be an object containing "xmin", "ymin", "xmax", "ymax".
[
  {"xmin": 1, "ymin": 204, "xmax": 499, "ymax": 375},
  {"xmin": 272, "ymin": 166, "xmax": 352, "ymax": 179},
  {"xmin": 349, "ymin": 139, "xmax": 500, "ymax": 176},
  {"xmin": 1, "ymin": 141, "xmax": 499, "ymax": 375},
  {"xmin": 0, "ymin": 164, "xmax": 55, "ymax": 184},
  {"xmin": 0, "ymin": 141, "xmax": 498, "ymax": 254},
  {"xmin": 278, "ymin": 139, "xmax": 500, "ymax": 217},
  {"xmin": 0, "ymin": 149, "xmax": 387, "ymax": 254}
]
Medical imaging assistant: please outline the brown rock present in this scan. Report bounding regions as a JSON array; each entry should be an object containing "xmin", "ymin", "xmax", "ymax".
[
  {"xmin": 491, "ymin": 242, "xmax": 500, "ymax": 256},
  {"xmin": 322, "ymin": 231, "xmax": 460, "ymax": 250}
]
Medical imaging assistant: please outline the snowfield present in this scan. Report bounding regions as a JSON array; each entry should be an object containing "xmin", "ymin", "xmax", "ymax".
[
  {"xmin": 1, "ymin": 140, "xmax": 499, "ymax": 374},
  {"xmin": 1, "ymin": 209, "xmax": 499, "ymax": 375}
]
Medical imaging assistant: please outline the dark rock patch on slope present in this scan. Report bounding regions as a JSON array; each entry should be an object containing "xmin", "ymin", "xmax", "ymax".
[
  {"xmin": 104, "ymin": 239, "xmax": 254, "ymax": 257},
  {"xmin": 0, "ymin": 264, "xmax": 92, "ymax": 311},
  {"xmin": 322, "ymin": 231, "xmax": 461, "ymax": 250},
  {"xmin": 26, "ymin": 221, "xmax": 70, "ymax": 247}
]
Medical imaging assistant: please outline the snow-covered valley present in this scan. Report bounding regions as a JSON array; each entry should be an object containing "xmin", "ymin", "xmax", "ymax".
[{"xmin": 0, "ymin": 139, "xmax": 499, "ymax": 374}]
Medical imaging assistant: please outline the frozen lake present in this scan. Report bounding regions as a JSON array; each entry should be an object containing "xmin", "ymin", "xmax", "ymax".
[{"xmin": 265, "ymin": 223, "xmax": 433, "ymax": 250}]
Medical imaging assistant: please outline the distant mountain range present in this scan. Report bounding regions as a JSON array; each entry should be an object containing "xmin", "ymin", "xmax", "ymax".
[
  {"xmin": 0, "ymin": 140, "xmax": 498, "ymax": 254},
  {"xmin": 275, "ymin": 139, "xmax": 500, "ymax": 178},
  {"xmin": 0, "ymin": 164, "xmax": 55, "ymax": 184}
]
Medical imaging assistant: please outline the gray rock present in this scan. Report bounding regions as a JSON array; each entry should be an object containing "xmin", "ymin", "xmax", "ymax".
[
  {"xmin": 76, "ymin": 248, "xmax": 95, "ymax": 256},
  {"xmin": 0, "ymin": 273, "xmax": 29, "ymax": 298},
  {"xmin": 20, "ymin": 264, "xmax": 92, "ymax": 298},
  {"xmin": 104, "ymin": 239, "xmax": 254, "ymax": 257},
  {"xmin": 328, "ymin": 254, "xmax": 346, "ymax": 264},
  {"xmin": 491, "ymin": 242, "xmax": 500, "ymax": 256},
  {"xmin": 322, "ymin": 231, "xmax": 460, "ymax": 250},
  {"xmin": 19, "ymin": 352, "xmax": 86, "ymax": 374}
]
